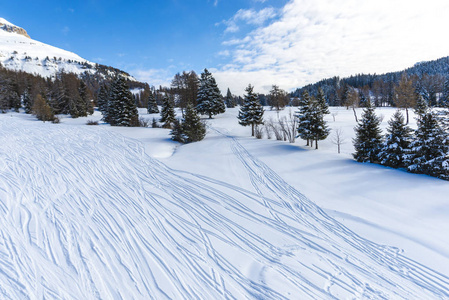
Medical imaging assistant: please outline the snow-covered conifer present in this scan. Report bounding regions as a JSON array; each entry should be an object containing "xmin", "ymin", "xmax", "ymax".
[
  {"xmin": 160, "ymin": 96, "xmax": 176, "ymax": 128},
  {"xmin": 352, "ymin": 102, "xmax": 383, "ymax": 163},
  {"xmin": 238, "ymin": 84, "xmax": 264, "ymax": 136},
  {"xmin": 225, "ymin": 88, "xmax": 235, "ymax": 108},
  {"xmin": 22, "ymin": 88, "xmax": 32, "ymax": 114},
  {"xmin": 379, "ymin": 110, "xmax": 413, "ymax": 168},
  {"xmin": 414, "ymin": 95, "xmax": 428, "ymax": 120},
  {"xmin": 182, "ymin": 103, "xmax": 206, "ymax": 143},
  {"xmin": 406, "ymin": 112, "xmax": 449, "ymax": 178},
  {"xmin": 108, "ymin": 76, "xmax": 139, "ymax": 126},
  {"xmin": 316, "ymin": 87, "xmax": 330, "ymax": 115},
  {"xmin": 196, "ymin": 69, "xmax": 225, "ymax": 118},
  {"xmin": 296, "ymin": 90, "xmax": 314, "ymax": 146},
  {"xmin": 147, "ymin": 91, "xmax": 159, "ymax": 114},
  {"xmin": 97, "ymin": 84, "xmax": 109, "ymax": 120}
]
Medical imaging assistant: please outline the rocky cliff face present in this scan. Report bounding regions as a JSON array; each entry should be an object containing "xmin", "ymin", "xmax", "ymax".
[{"xmin": 0, "ymin": 19, "xmax": 30, "ymax": 38}]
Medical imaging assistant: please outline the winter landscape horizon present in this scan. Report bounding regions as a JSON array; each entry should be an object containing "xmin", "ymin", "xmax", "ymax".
[{"xmin": 1, "ymin": 1, "xmax": 449, "ymax": 299}]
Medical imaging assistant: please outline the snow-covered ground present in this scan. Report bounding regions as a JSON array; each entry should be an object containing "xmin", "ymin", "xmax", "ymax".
[{"xmin": 0, "ymin": 106, "xmax": 448, "ymax": 299}]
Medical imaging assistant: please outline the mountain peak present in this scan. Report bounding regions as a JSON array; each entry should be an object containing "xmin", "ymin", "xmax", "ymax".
[{"xmin": 0, "ymin": 18, "xmax": 30, "ymax": 38}]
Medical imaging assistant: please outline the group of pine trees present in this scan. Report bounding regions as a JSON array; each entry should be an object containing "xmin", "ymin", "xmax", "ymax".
[
  {"xmin": 0, "ymin": 67, "xmax": 95, "ymax": 122},
  {"xmin": 156, "ymin": 68, "xmax": 226, "ymax": 143},
  {"xmin": 353, "ymin": 100, "xmax": 449, "ymax": 180}
]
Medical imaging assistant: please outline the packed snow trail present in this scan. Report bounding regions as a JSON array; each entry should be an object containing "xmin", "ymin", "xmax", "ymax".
[{"xmin": 0, "ymin": 118, "xmax": 448, "ymax": 299}]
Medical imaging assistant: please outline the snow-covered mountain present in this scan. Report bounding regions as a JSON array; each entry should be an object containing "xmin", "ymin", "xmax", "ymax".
[{"xmin": 0, "ymin": 18, "xmax": 136, "ymax": 81}]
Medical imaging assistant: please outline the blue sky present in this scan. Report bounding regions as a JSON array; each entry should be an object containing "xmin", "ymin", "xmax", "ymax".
[{"xmin": 2, "ymin": 0, "xmax": 449, "ymax": 95}]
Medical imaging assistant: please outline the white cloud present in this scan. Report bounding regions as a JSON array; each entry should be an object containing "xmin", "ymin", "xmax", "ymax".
[
  {"xmin": 217, "ymin": 50, "xmax": 230, "ymax": 57},
  {"xmin": 131, "ymin": 68, "xmax": 174, "ymax": 88},
  {"xmin": 222, "ymin": 7, "xmax": 277, "ymax": 34},
  {"xmin": 215, "ymin": 0, "xmax": 449, "ymax": 95}
]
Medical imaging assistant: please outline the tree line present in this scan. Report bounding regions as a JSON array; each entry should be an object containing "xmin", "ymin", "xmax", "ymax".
[
  {"xmin": 353, "ymin": 97, "xmax": 449, "ymax": 180},
  {"xmin": 294, "ymin": 56, "xmax": 449, "ymax": 108}
]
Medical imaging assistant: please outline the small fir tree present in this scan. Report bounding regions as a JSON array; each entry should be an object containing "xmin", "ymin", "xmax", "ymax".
[
  {"xmin": 379, "ymin": 110, "xmax": 413, "ymax": 168},
  {"xmin": 22, "ymin": 89, "xmax": 33, "ymax": 114},
  {"xmin": 316, "ymin": 87, "xmax": 330, "ymax": 115},
  {"xmin": 225, "ymin": 88, "xmax": 235, "ymax": 108},
  {"xmin": 406, "ymin": 112, "xmax": 449, "ymax": 178},
  {"xmin": 352, "ymin": 102, "xmax": 383, "ymax": 163},
  {"xmin": 97, "ymin": 84, "xmax": 109, "ymax": 120},
  {"xmin": 79, "ymin": 81, "xmax": 93, "ymax": 116},
  {"xmin": 238, "ymin": 84, "xmax": 264, "ymax": 136},
  {"xmin": 196, "ymin": 69, "xmax": 225, "ymax": 118},
  {"xmin": 296, "ymin": 90, "xmax": 314, "ymax": 146},
  {"xmin": 440, "ymin": 77, "xmax": 449, "ymax": 108},
  {"xmin": 181, "ymin": 103, "xmax": 206, "ymax": 143},
  {"xmin": 160, "ymin": 96, "xmax": 176, "ymax": 128},
  {"xmin": 359, "ymin": 90, "xmax": 369, "ymax": 108},
  {"xmin": 147, "ymin": 91, "xmax": 159, "ymax": 114},
  {"xmin": 170, "ymin": 119, "xmax": 184, "ymax": 142},
  {"xmin": 414, "ymin": 96, "xmax": 428, "ymax": 120},
  {"xmin": 309, "ymin": 100, "xmax": 330, "ymax": 149}
]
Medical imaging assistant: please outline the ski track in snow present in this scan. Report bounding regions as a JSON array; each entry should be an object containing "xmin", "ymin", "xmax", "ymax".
[{"xmin": 0, "ymin": 118, "xmax": 448, "ymax": 299}]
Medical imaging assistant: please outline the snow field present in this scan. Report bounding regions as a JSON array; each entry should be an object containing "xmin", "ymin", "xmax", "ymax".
[{"xmin": 0, "ymin": 106, "xmax": 448, "ymax": 299}]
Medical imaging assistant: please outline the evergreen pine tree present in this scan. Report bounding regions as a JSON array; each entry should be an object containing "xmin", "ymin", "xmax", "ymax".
[
  {"xmin": 77, "ymin": 81, "xmax": 89, "ymax": 117},
  {"xmin": 147, "ymin": 91, "xmax": 159, "ymax": 114},
  {"xmin": 170, "ymin": 119, "xmax": 184, "ymax": 142},
  {"xmin": 10, "ymin": 90, "xmax": 21, "ymax": 112},
  {"xmin": 406, "ymin": 112, "xmax": 449, "ymax": 178},
  {"xmin": 238, "ymin": 84, "xmax": 264, "ymax": 136},
  {"xmin": 108, "ymin": 76, "xmax": 139, "ymax": 126},
  {"xmin": 182, "ymin": 103, "xmax": 206, "ymax": 143},
  {"xmin": 22, "ymin": 88, "xmax": 33, "ymax": 114},
  {"xmin": 172, "ymin": 103, "xmax": 206, "ymax": 143},
  {"xmin": 316, "ymin": 87, "xmax": 330, "ymax": 115},
  {"xmin": 97, "ymin": 84, "xmax": 109, "ymax": 120},
  {"xmin": 414, "ymin": 95, "xmax": 428, "ymax": 120},
  {"xmin": 160, "ymin": 96, "xmax": 176, "ymax": 128},
  {"xmin": 359, "ymin": 90, "xmax": 369, "ymax": 108},
  {"xmin": 440, "ymin": 77, "xmax": 449, "ymax": 108},
  {"xmin": 196, "ymin": 69, "xmax": 225, "ymax": 118},
  {"xmin": 225, "ymin": 88, "xmax": 235, "ymax": 108},
  {"xmin": 79, "ymin": 81, "xmax": 94, "ymax": 116},
  {"xmin": 309, "ymin": 99, "xmax": 330, "ymax": 149},
  {"xmin": 379, "ymin": 110, "xmax": 413, "ymax": 168},
  {"xmin": 352, "ymin": 102, "xmax": 383, "ymax": 163},
  {"xmin": 48, "ymin": 79, "xmax": 64, "ymax": 115},
  {"xmin": 296, "ymin": 90, "xmax": 314, "ymax": 146}
]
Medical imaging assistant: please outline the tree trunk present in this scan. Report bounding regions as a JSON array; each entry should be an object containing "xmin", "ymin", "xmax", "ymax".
[
  {"xmin": 353, "ymin": 106, "xmax": 358, "ymax": 122},
  {"xmin": 405, "ymin": 107, "xmax": 409, "ymax": 124},
  {"xmin": 251, "ymin": 123, "xmax": 254, "ymax": 136},
  {"xmin": 315, "ymin": 139, "xmax": 318, "ymax": 149}
]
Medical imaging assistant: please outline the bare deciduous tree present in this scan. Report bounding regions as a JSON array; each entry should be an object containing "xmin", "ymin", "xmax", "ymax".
[{"xmin": 331, "ymin": 128, "xmax": 346, "ymax": 154}]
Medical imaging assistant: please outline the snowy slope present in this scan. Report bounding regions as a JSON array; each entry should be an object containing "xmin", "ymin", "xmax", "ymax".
[
  {"xmin": 0, "ymin": 108, "xmax": 449, "ymax": 299},
  {"xmin": 0, "ymin": 18, "xmax": 135, "ymax": 81}
]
